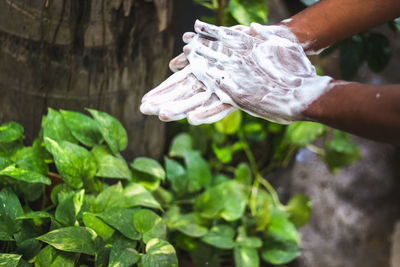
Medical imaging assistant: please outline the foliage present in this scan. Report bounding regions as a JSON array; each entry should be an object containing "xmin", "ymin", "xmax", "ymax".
[
  {"xmin": 193, "ymin": 0, "xmax": 267, "ymax": 26},
  {"xmin": 0, "ymin": 107, "xmax": 358, "ymax": 266},
  {"xmin": 0, "ymin": 109, "xmax": 177, "ymax": 267}
]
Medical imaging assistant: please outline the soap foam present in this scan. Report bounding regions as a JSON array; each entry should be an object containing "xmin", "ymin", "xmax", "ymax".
[{"xmin": 186, "ymin": 24, "xmax": 335, "ymax": 124}]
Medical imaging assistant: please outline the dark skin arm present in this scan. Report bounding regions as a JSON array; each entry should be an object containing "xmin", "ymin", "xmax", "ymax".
[{"xmin": 282, "ymin": 0, "xmax": 400, "ymax": 145}]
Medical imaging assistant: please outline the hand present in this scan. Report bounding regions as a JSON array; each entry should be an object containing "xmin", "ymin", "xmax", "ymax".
[
  {"xmin": 140, "ymin": 25, "xmax": 250, "ymax": 125},
  {"xmin": 184, "ymin": 20, "xmax": 333, "ymax": 124},
  {"xmin": 140, "ymin": 66, "xmax": 236, "ymax": 125}
]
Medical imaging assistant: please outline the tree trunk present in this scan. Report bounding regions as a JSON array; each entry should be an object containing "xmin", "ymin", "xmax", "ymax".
[{"xmin": 0, "ymin": 0, "xmax": 174, "ymax": 159}]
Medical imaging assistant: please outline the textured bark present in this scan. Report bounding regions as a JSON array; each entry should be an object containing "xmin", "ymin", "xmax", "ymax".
[{"xmin": 0, "ymin": 0, "xmax": 174, "ymax": 159}]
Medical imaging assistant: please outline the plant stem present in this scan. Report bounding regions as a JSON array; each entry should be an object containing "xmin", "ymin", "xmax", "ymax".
[
  {"xmin": 238, "ymin": 129, "xmax": 284, "ymax": 209},
  {"xmin": 306, "ymin": 143, "xmax": 325, "ymax": 156},
  {"xmin": 238, "ymin": 129, "xmax": 258, "ymax": 176},
  {"xmin": 217, "ymin": 0, "xmax": 226, "ymax": 26},
  {"xmin": 256, "ymin": 173, "xmax": 285, "ymax": 210}
]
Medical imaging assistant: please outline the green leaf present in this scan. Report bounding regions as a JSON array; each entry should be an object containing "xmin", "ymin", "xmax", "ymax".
[
  {"xmin": 286, "ymin": 194, "xmax": 311, "ymax": 227},
  {"xmin": 184, "ymin": 151, "xmax": 211, "ymax": 192},
  {"xmin": 123, "ymin": 183, "xmax": 162, "ymax": 210},
  {"xmin": 97, "ymin": 208, "xmax": 140, "ymax": 241},
  {"xmin": 131, "ymin": 157, "xmax": 165, "ymax": 181},
  {"xmin": 15, "ymin": 238, "xmax": 41, "ymax": 262},
  {"xmin": 141, "ymin": 238, "xmax": 178, "ymax": 267},
  {"xmin": 201, "ymin": 225, "xmax": 235, "ymax": 249},
  {"xmin": 324, "ymin": 131, "xmax": 360, "ymax": 172},
  {"xmin": 42, "ymin": 109, "xmax": 77, "ymax": 144},
  {"xmin": 55, "ymin": 189, "xmax": 85, "ymax": 226},
  {"xmin": 249, "ymin": 189, "xmax": 272, "ymax": 231},
  {"xmin": 0, "ymin": 141, "xmax": 23, "ymax": 158},
  {"xmin": 164, "ymin": 157, "xmax": 187, "ymax": 194},
  {"xmin": 0, "ymin": 165, "xmax": 50, "ymax": 185},
  {"xmin": 93, "ymin": 182, "xmax": 124, "ymax": 213},
  {"xmin": 235, "ymin": 226, "xmax": 262, "ymax": 248},
  {"xmin": 34, "ymin": 246, "xmax": 56, "ymax": 267},
  {"xmin": 219, "ymin": 182, "xmax": 249, "ymax": 221},
  {"xmin": 261, "ymin": 210, "xmax": 300, "ymax": 265},
  {"xmin": 109, "ymin": 239, "xmax": 139, "ymax": 267},
  {"xmin": 92, "ymin": 145, "xmax": 131, "ymax": 180},
  {"xmin": 244, "ymin": 121, "xmax": 266, "ymax": 141},
  {"xmin": 0, "ymin": 231, "xmax": 13, "ymax": 241},
  {"xmin": 60, "ymin": 110, "xmax": 103, "ymax": 147},
  {"xmin": 234, "ymin": 162, "xmax": 252, "ymax": 185},
  {"xmin": 95, "ymin": 245, "xmax": 111, "ymax": 267},
  {"xmin": 364, "ymin": 33, "xmax": 391, "ymax": 73},
  {"xmin": 214, "ymin": 110, "xmax": 242, "ymax": 134},
  {"xmin": 194, "ymin": 186, "xmax": 225, "ymax": 219},
  {"xmin": 0, "ymin": 157, "xmax": 13, "ymax": 170},
  {"xmin": 45, "ymin": 138, "xmax": 97, "ymax": 188},
  {"xmin": 35, "ymin": 245, "xmax": 77, "ymax": 267},
  {"xmin": 143, "ymin": 218, "xmax": 167, "ymax": 244},
  {"xmin": 228, "ymin": 0, "xmax": 268, "ymax": 25},
  {"xmin": 130, "ymin": 157, "xmax": 166, "ymax": 191},
  {"xmin": 339, "ymin": 36, "xmax": 365, "ymax": 80},
  {"xmin": 234, "ymin": 246, "xmax": 259, "ymax": 267},
  {"xmin": 0, "ymin": 253, "xmax": 21, "ymax": 267},
  {"xmin": 87, "ymin": 109, "xmax": 127, "ymax": 154},
  {"xmin": 18, "ymin": 183, "xmax": 43, "ymax": 202},
  {"xmin": 169, "ymin": 133, "xmax": 193, "ymax": 157},
  {"xmin": 50, "ymin": 183, "xmax": 74, "ymax": 205},
  {"xmin": 0, "ymin": 200, "xmax": 19, "ymax": 241},
  {"xmin": 285, "ymin": 122, "xmax": 325, "ymax": 146},
  {"xmin": 17, "ymin": 211, "xmax": 52, "ymax": 220},
  {"xmin": 15, "ymin": 146, "xmax": 49, "ymax": 175},
  {"xmin": 37, "ymin": 227, "xmax": 97, "ymax": 255},
  {"xmin": 195, "ymin": 181, "xmax": 248, "ymax": 221},
  {"xmin": 0, "ymin": 122, "xmax": 24, "ymax": 143},
  {"xmin": 132, "ymin": 209, "xmax": 167, "ymax": 243},
  {"xmin": 83, "ymin": 212, "xmax": 115, "ymax": 241},
  {"xmin": 0, "ymin": 188, "xmax": 23, "ymax": 220},
  {"xmin": 164, "ymin": 206, "xmax": 208, "ymax": 238},
  {"xmin": 212, "ymin": 143, "xmax": 233, "ymax": 164},
  {"xmin": 133, "ymin": 209, "xmax": 160, "ymax": 234}
]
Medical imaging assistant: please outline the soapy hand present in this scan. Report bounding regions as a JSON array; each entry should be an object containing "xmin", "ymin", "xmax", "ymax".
[
  {"xmin": 183, "ymin": 20, "xmax": 333, "ymax": 124},
  {"xmin": 140, "ymin": 25, "xmax": 250, "ymax": 124},
  {"xmin": 140, "ymin": 66, "xmax": 236, "ymax": 125}
]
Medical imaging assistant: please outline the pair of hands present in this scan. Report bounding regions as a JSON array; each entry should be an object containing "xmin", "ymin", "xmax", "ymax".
[{"xmin": 140, "ymin": 20, "xmax": 332, "ymax": 125}]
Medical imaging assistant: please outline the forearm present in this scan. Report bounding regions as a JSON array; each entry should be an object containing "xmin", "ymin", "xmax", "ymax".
[
  {"xmin": 282, "ymin": 0, "xmax": 400, "ymax": 53},
  {"xmin": 303, "ymin": 81, "xmax": 400, "ymax": 145}
]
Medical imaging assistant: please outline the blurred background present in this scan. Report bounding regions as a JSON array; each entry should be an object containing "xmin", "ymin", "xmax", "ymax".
[{"xmin": 0, "ymin": 0, "xmax": 399, "ymax": 266}]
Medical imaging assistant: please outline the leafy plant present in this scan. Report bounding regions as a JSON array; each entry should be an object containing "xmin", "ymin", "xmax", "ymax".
[
  {"xmin": 0, "ymin": 106, "xmax": 359, "ymax": 266},
  {"xmin": 0, "ymin": 109, "xmax": 176, "ymax": 267}
]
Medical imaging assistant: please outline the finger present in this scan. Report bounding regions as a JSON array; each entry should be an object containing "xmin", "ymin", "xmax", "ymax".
[
  {"xmin": 141, "ymin": 66, "xmax": 191, "ymax": 103},
  {"xmin": 195, "ymin": 20, "xmax": 251, "ymax": 49},
  {"xmin": 158, "ymin": 89, "xmax": 213, "ymax": 122},
  {"xmin": 189, "ymin": 36, "xmax": 230, "ymax": 63},
  {"xmin": 194, "ymin": 19, "xmax": 223, "ymax": 40},
  {"xmin": 169, "ymin": 53, "xmax": 189, "ymax": 72},
  {"xmin": 230, "ymin": 25, "xmax": 250, "ymax": 35},
  {"xmin": 141, "ymin": 72, "xmax": 203, "ymax": 115},
  {"xmin": 183, "ymin": 32, "xmax": 196, "ymax": 44},
  {"xmin": 187, "ymin": 94, "xmax": 237, "ymax": 125},
  {"xmin": 249, "ymin": 22, "xmax": 271, "ymax": 39}
]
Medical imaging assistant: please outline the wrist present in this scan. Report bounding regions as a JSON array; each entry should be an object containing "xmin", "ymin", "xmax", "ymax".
[
  {"xmin": 278, "ymin": 18, "xmax": 325, "ymax": 55},
  {"xmin": 301, "ymin": 79, "xmax": 350, "ymax": 122}
]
